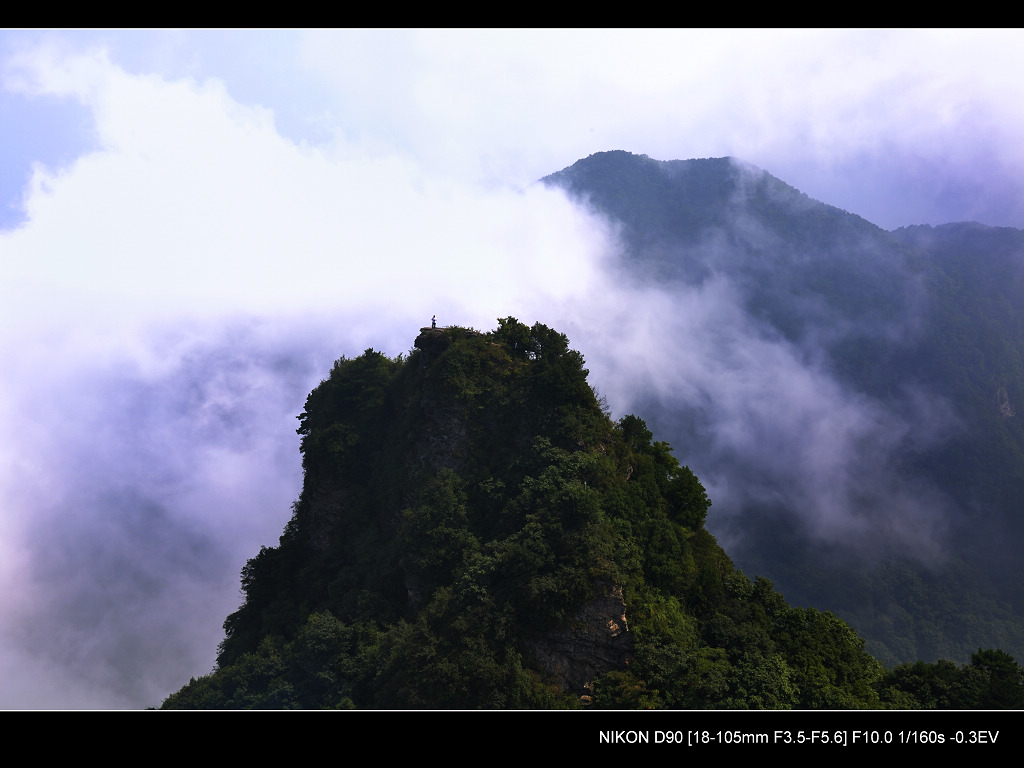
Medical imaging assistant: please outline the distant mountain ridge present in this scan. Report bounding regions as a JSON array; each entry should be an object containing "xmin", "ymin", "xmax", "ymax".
[
  {"xmin": 543, "ymin": 151, "xmax": 1024, "ymax": 665},
  {"xmin": 545, "ymin": 151, "xmax": 913, "ymax": 341},
  {"xmin": 543, "ymin": 151, "xmax": 882, "ymax": 249}
]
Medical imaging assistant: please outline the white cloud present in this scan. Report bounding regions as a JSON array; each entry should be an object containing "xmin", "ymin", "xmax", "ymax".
[{"xmin": 1, "ymin": 45, "xmax": 619, "ymax": 334}]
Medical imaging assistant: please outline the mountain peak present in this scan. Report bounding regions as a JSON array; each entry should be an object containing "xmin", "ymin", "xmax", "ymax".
[{"xmin": 160, "ymin": 318, "xmax": 908, "ymax": 710}]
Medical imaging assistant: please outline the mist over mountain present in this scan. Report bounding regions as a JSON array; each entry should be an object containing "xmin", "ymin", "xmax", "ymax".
[
  {"xmin": 543, "ymin": 151, "xmax": 1024, "ymax": 664},
  {"xmin": 7, "ymin": 30, "xmax": 1024, "ymax": 711},
  {"xmin": 7, "ymin": 147, "xmax": 1024, "ymax": 708},
  {"xmin": 166, "ymin": 153, "xmax": 1024, "ymax": 708}
]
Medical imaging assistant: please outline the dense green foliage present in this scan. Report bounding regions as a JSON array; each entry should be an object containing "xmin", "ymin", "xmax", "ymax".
[
  {"xmin": 166, "ymin": 319, "xmax": 991, "ymax": 710},
  {"xmin": 879, "ymin": 648, "xmax": 1024, "ymax": 709}
]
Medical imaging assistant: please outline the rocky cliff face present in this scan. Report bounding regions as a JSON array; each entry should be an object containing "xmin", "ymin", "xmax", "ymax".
[
  {"xmin": 407, "ymin": 328, "xmax": 477, "ymax": 477},
  {"xmin": 526, "ymin": 583, "xmax": 632, "ymax": 697}
]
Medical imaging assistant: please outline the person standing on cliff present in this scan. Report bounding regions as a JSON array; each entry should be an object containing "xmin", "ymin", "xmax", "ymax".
[{"xmin": 432, "ymin": 315, "xmax": 436, "ymax": 329}]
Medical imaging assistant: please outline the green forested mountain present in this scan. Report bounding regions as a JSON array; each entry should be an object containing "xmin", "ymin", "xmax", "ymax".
[
  {"xmin": 543, "ymin": 151, "xmax": 1024, "ymax": 667},
  {"xmin": 162, "ymin": 321, "xmax": 1024, "ymax": 709}
]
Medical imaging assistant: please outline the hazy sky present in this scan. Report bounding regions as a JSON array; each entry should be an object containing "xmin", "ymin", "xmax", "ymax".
[{"xmin": 2, "ymin": 29, "xmax": 1023, "ymax": 709}]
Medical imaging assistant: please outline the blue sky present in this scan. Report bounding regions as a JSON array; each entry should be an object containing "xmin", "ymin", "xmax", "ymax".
[{"xmin": 2, "ymin": 29, "xmax": 1023, "ymax": 708}]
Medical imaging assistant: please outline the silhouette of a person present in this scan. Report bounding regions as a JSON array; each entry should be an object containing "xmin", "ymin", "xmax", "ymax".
[{"xmin": 432, "ymin": 315, "xmax": 436, "ymax": 329}]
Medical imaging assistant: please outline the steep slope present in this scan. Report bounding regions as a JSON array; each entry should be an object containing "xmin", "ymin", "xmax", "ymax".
[
  {"xmin": 162, "ymin": 320, "xmax": 888, "ymax": 709},
  {"xmin": 543, "ymin": 151, "xmax": 1024, "ymax": 665},
  {"xmin": 544, "ymin": 150, "xmax": 913, "ymax": 342}
]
